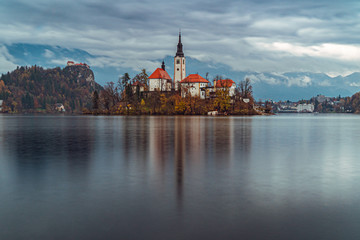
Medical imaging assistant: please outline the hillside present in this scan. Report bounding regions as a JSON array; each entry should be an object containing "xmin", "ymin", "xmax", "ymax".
[{"xmin": 0, "ymin": 65, "xmax": 102, "ymax": 113}]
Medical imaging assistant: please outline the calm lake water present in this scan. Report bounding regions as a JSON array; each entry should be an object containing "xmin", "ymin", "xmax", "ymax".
[{"xmin": 1, "ymin": 114, "xmax": 360, "ymax": 239}]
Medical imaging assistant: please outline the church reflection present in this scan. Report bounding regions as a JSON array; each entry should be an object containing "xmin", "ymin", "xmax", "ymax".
[
  {"xmin": 174, "ymin": 117, "xmax": 185, "ymax": 209},
  {"xmin": 4, "ymin": 115, "xmax": 252, "ymax": 211},
  {"xmin": 122, "ymin": 116, "xmax": 150, "ymax": 165},
  {"xmin": 148, "ymin": 116, "xmax": 253, "ymax": 210}
]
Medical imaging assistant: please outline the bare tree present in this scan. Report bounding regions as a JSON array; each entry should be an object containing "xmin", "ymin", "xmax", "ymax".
[
  {"xmin": 100, "ymin": 82, "xmax": 120, "ymax": 111},
  {"xmin": 239, "ymin": 78, "xmax": 252, "ymax": 98},
  {"xmin": 132, "ymin": 69, "xmax": 149, "ymax": 88}
]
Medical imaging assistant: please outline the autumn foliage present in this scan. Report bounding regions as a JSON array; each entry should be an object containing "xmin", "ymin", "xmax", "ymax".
[
  {"xmin": 90, "ymin": 71, "xmax": 258, "ymax": 116},
  {"xmin": 0, "ymin": 65, "xmax": 102, "ymax": 113}
]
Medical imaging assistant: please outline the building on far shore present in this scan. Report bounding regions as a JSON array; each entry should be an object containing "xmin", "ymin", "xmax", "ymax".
[
  {"xmin": 55, "ymin": 103, "xmax": 66, "ymax": 112},
  {"xmin": 67, "ymin": 61, "xmax": 90, "ymax": 69},
  {"xmin": 148, "ymin": 61, "xmax": 172, "ymax": 91},
  {"xmin": 315, "ymin": 94, "xmax": 332, "ymax": 103},
  {"xmin": 214, "ymin": 79, "xmax": 237, "ymax": 97},
  {"xmin": 296, "ymin": 103, "xmax": 314, "ymax": 113},
  {"xmin": 180, "ymin": 74, "xmax": 209, "ymax": 99}
]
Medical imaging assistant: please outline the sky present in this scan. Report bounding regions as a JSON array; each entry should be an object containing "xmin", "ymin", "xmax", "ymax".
[{"xmin": 1, "ymin": 0, "xmax": 360, "ymax": 77}]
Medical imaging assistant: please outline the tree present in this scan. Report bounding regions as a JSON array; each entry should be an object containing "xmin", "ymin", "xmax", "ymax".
[
  {"xmin": 132, "ymin": 69, "xmax": 149, "ymax": 88},
  {"xmin": 0, "ymin": 80, "xmax": 5, "ymax": 91},
  {"xmin": 21, "ymin": 92, "xmax": 34, "ymax": 109},
  {"xmin": 239, "ymin": 78, "xmax": 252, "ymax": 98},
  {"xmin": 213, "ymin": 89, "xmax": 231, "ymax": 113},
  {"xmin": 100, "ymin": 82, "xmax": 119, "ymax": 111},
  {"xmin": 118, "ymin": 73, "xmax": 130, "ymax": 98},
  {"xmin": 264, "ymin": 101, "xmax": 272, "ymax": 113},
  {"xmin": 92, "ymin": 90, "xmax": 99, "ymax": 110}
]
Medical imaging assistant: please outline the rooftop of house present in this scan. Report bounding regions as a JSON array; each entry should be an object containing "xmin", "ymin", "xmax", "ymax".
[
  {"xmin": 148, "ymin": 68, "xmax": 172, "ymax": 80},
  {"xmin": 180, "ymin": 74, "xmax": 209, "ymax": 83},
  {"xmin": 214, "ymin": 79, "xmax": 235, "ymax": 88}
]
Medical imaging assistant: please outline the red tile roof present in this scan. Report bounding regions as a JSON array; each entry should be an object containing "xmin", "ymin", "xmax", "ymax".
[
  {"xmin": 215, "ymin": 79, "xmax": 235, "ymax": 88},
  {"xmin": 148, "ymin": 68, "xmax": 172, "ymax": 80},
  {"xmin": 180, "ymin": 74, "xmax": 209, "ymax": 83}
]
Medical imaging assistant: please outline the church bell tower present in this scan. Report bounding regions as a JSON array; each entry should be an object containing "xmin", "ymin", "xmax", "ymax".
[{"xmin": 174, "ymin": 32, "xmax": 186, "ymax": 90}]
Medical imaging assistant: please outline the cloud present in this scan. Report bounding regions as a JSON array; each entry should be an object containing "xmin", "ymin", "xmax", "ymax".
[
  {"xmin": 254, "ymin": 41, "xmax": 360, "ymax": 62},
  {"xmin": 318, "ymin": 80, "xmax": 332, "ymax": 87},
  {"xmin": 350, "ymin": 82, "xmax": 360, "ymax": 87},
  {"xmin": 246, "ymin": 73, "xmax": 282, "ymax": 85},
  {"xmin": 43, "ymin": 49, "xmax": 54, "ymax": 58},
  {"xmin": 245, "ymin": 73, "xmax": 312, "ymax": 87},
  {"xmin": 0, "ymin": 45, "xmax": 17, "ymax": 73},
  {"xmin": 0, "ymin": 0, "xmax": 360, "ymax": 77}
]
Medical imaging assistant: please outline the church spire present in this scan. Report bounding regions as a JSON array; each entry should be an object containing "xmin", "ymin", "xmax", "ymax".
[
  {"xmin": 176, "ymin": 31, "xmax": 184, "ymax": 57},
  {"xmin": 161, "ymin": 60, "xmax": 165, "ymax": 71}
]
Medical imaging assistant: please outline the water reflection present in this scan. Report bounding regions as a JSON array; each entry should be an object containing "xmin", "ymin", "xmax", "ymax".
[
  {"xmin": 174, "ymin": 117, "xmax": 185, "ymax": 209},
  {"xmin": 146, "ymin": 116, "xmax": 252, "ymax": 210},
  {"xmin": 2, "ymin": 115, "xmax": 360, "ymax": 240},
  {"xmin": 1, "ymin": 116, "xmax": 95, "ymax": 189}
]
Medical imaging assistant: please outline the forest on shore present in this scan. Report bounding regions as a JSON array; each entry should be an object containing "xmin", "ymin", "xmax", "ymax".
[
  {"xmin": 0, "ymin": 65, "xmax": 102, "ymax": 113},
  {"xmin": 0, "ymin": 66, "xmax": 268, "ymax": 115}
]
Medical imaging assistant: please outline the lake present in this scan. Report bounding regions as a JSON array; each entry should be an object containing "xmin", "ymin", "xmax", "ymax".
[{"xmin": 1, "ymin": 114, "xmax": 360, "ymax": 239}]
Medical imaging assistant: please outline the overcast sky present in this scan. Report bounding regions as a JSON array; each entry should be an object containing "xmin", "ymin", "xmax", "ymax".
[{"xmin": 1, "ymin": 0, "xmax": 360, "ymax": 76}]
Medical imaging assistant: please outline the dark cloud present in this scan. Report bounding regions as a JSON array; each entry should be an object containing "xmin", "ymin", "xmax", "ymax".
[{"xmin": 1, "ymin": 0, "xmax": 360, "ymax": 76}]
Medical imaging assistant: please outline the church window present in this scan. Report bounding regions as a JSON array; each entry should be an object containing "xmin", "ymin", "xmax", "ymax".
[
  {"xmin": 176, "ymin": 59, "xmax": 180, "ymax": 64},
  {"xmin": 183, "ymin": 60, "xmax": 185, "ymax": 64},
  {"xmin": 177, "ymin": 68, "xmax": 179, "ymax": 71}
]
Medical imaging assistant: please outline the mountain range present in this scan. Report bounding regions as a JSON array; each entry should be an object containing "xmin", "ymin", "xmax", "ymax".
[{"xmin": 2, "ymin": 43, "xmax": 360, "ymax": 101}]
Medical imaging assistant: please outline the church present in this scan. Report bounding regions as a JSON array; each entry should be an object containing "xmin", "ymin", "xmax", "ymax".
[
  {"xmin": 148, "ymin": 32, "xmax": 191, "ymax": 92},
  {"xmin": 148, "ymin": 33, "xmax": 235, "ymax": 99}
]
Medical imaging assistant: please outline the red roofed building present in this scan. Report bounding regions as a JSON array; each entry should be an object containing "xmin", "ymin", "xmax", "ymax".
[
  {"xmin": 214, "ymin": 79, "xmax": 237, "ymax": 97},
  {"xmin": 148, "ymin": 61, "xmax": 173, "ymax": 91},
  {"xmin": 180, "ymin": 74, "xmax": 209, "ymax": 99},
  {"xmin": 67, "ymin": 61, "xmax": 90, "ymax": 69},
  {"xmin": 214, "ymin": 79, "xmax": 235, "ymax": 88}
]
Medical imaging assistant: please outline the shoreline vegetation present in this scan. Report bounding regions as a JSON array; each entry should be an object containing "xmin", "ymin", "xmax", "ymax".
[
  {"xmin": 83, "ymin": 71, "xmax": 269, "ymax": 116},
  {"xmin": 0, "ymin": 66, "xmax": 271, "ymax": 116},
  {"xmin": 2, "ymin": 66, "xmax": 360, "ymax": 115}
]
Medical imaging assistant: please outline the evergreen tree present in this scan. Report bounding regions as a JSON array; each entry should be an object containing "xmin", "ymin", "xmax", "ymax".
[
  {"xmin": 92, "ymin": 90, "xmax": 99, "ymax": 110},
  {"xmin": 118, "ymin": 73, "xmax": 131, "ymax": 98}
]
